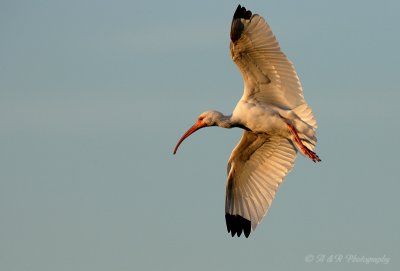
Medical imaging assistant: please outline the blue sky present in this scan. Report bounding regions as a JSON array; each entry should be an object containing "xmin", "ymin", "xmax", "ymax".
[{"xmin": 1, "ymin": 0, "xmax": 399, "ymax": 270}]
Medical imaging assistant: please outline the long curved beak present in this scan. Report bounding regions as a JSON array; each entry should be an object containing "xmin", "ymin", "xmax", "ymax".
[{"xmin": 173, "ymin": 119, "xmax": 207, "ymax": 155}]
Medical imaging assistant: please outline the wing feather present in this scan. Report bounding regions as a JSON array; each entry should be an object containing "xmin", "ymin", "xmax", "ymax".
[
  {"xmin": 230, "ymin": 5, "xmax": 317, "ymax": 129},
  {"xmin": 225, "ymin": 131, "xmax": 297, "ymax": 237}
]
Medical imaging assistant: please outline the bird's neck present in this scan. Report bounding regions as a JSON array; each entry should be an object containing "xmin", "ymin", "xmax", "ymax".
[
  {"xmin": 216, "ymin": 113, "xmax": 250, "ymax": 131},
  {"xmin": 214, "ymin": 114, "xmax": 232, "ymax": 128},
  {"xmin": 216, "ymin": 114, "xmax": 245, "ymax": 129}
]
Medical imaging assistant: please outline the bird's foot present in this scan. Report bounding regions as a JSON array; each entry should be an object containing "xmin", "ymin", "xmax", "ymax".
[
  {"xmin": 301, "ymin": 146, "xmax": 321, "ymax": 163},
  {"xmin": 286, "ymin": 123, "xmax": 321, "ymax": 163}
]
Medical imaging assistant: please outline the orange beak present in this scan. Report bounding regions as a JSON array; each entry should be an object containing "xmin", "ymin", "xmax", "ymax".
[{"xmin": 173, "ymin": 119, "xmax": 207, "ymax": 155}]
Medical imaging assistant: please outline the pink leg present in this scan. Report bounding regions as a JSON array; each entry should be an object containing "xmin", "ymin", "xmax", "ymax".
[{"xmin": 287, "ymin": 123, "xmax": 321, "ymax": 162}]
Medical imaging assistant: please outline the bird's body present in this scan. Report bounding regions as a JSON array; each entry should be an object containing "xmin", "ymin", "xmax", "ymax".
[
  {"xmin": 233, "ymin": 100, "xmax": 289, "ymax": 136},
  {"xmin": 174, "ymin": 5, "xmax": 321, "ymax": 238}
]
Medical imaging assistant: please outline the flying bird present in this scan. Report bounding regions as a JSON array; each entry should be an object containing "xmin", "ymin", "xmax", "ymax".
[{"xmin": 173, "ymin": 5, "xmax": 321, "ymax": 238}]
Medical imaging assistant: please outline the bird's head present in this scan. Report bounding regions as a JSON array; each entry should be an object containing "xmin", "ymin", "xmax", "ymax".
[
  {"xmin": 198, "ymin": 110, "xmax": 225, "ymax": 126},
  {"xmin": 173, "ymin": 111, "xmax": 225, "ymax": 155}
]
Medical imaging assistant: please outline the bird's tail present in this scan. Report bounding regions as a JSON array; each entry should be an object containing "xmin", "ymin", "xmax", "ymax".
[{"xmin": 290, "ymin": 104, "xmax": 318, "ymax": 151}]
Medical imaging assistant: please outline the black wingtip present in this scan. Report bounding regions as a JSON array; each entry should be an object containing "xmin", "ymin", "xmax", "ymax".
[
  {"xmin": 225, "ymin": 213, "xmax": 251, "ymax": 238},
  {"xmin": 233, "ymin": 4, "xmax": 252, "ymax": 20},
  {"xmin": 231, "ymin": 5, "xmax": 252, "ymax": 42}
]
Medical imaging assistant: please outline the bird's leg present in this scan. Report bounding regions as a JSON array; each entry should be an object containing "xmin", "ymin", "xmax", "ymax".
[{"xmin": 287, "ymin": 123, "xmax": 321, "ymax": 162}]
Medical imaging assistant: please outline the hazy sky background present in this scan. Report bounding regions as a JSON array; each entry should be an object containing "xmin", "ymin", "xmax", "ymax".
[{"xmin": 1, "ymin": 0, "xmax": 399, "ymax": 270}]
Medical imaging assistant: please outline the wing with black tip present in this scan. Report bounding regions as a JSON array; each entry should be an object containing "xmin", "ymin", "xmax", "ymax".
[
  {"xmin": 225, "ymin": 131, "xmax": 297, "ymax": 237},
  {"xmin": 230, "ymin": 5, "xmax": 317, "ymax": 129}
]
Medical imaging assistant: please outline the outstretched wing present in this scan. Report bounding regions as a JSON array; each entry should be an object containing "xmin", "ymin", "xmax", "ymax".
[
  {"xmin": 225, "ymin": 131, "xmax": 297, "ymax": 237},
  {"xmin": 230, "ymin": 5, "xmax": 317, "ymax": 128}
]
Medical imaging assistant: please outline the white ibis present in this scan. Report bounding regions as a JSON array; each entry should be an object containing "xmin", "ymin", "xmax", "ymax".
[{"xmin": 173, "ymin": 5, "xmax": 321, "ymax": 238}]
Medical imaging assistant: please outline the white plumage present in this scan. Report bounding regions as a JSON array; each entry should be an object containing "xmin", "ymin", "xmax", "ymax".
[{"xmin": 174, "ymin": 5, "xmax": 320, "ymax": 238}]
